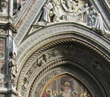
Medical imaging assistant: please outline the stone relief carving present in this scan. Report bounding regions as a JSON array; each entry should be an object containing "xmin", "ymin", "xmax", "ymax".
[
  {"xmin": 91, "ymin": 60, "xmax": 110, "ymax": 88},
  {"xmin": 92, "ymin": 61, "xmax": 103, "ymax": 72},
  {"xmin": 22, "ymin": 76, "xmax": 29, "ymax": 90},
  {"xmin": 38, "ymin": 0, "xmax": 53, "ymax": 25},
  {"xmin": 0, "ymin": 0, "xmax": 7, "ymax": 13},
  {"xmin": 18, "ymin": 43, "xmax": 110, "ymax": 97},
  {"xmin": 13, "ymin": 0, "xmax": 27, "ymax": 18},
  {"xmin": 0, "ymin": 29, "xmax": 5, "ymax": 34},
  {"xmin": 64, "ymin": 45, "xmax": 76, "ymax": 55},
  {"xmin": 23, "ymin": 45, "xmax": 76, "ymax": 85},
  {"xmin": 36, "ymin": 0, "xmax": 109, "ymax": 33},
  {"xmin": 36, "ymin": 54, "xmax": 47, "ymax": 66}
]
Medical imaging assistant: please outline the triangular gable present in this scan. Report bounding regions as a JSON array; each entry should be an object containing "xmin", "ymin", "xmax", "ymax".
[{"xmin": 14, "ymin": 0, "xmax": 110, "ymax": 46}]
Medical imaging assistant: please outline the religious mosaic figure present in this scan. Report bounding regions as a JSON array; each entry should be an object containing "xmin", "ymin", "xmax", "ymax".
[
  {"xmin": 59, "ymin": 82, "xmax": 72, "ymax": 97},
  {"xmin": 44, "ymin": 89, "xmax": 52, "ymax": 97}
]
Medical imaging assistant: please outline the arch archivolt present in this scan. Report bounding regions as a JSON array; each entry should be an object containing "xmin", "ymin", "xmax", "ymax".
[
  {"xmin": 27, "ymin": 61, "xmax": 106, "ymax": 97},
  {"xmin": 16, "ymin": 41, "xmax": 110, "ymax": 97},
  {"xmin": 16, "ymin": 24, "xmax": 110, "ymax": 97}
]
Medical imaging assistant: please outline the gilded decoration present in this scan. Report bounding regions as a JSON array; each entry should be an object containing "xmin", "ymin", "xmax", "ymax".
[
  {"xmin": 32, "ymin": 67, "xmax": 99, "ymax": 97},
  {"xmin": 41, "ymin": 75, "xmax": 91, "ymax": 97}
]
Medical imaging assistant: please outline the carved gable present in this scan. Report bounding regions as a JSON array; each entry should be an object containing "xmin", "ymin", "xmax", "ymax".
[{"xmin": 14, "ymin": 0, "xmax": 110, "ymax": 46}]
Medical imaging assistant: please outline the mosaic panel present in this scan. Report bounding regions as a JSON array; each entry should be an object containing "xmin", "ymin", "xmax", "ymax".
[{"xmin": 42, "ymin": 75, "xmax": 91, "ymax": 97}]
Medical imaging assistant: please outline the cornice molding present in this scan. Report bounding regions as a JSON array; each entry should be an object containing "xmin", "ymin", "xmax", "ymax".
[{"xmin": 0, "ymin": 23, "xmax": 17, "ymax": 33}]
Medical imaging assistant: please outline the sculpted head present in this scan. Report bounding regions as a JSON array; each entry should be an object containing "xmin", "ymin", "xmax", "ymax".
[
  {"xmin": 85, "ymin": 3, "xmax": 88, "ymax": 7},
  {"xmin": 90, "ymin": 6, "xmax": 94, "ymax": 10}
]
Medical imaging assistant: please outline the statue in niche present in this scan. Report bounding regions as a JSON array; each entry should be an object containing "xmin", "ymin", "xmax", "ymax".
[
  {"xmin": 38, "ymin": 0, "xmax": 53, "ymax": 25},
  {"xmin": 8, "ymin": 52, "xmax": 17, "ymax": 87}
]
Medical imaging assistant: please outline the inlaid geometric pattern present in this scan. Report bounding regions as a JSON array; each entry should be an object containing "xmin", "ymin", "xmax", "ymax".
[{"xmin": 0, "ymin": 39, "xmax": 5, "ymax": 74}]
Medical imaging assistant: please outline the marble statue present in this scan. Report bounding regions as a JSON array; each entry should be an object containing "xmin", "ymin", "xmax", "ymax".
[
  {"xmin": 40, "ymin": 0, "xmax": 53, "ymax": 24},
  {"xmin": 36, "ymin": 0, "xmax": 107, "ymax": 34},
  {"xmin": 82, "ymin": 3, "xmax": 90, "ymax": 25},
  {"xmin": 52, "ymin": 0, "xmax": 60, "ymax": 22},
  {"xmin": 8, "ymin": 52, "xmax": 17, "ymax": 87},
  {"xmin": 94, "ymin": 12, "xmax": 104, "ymax": 31}
]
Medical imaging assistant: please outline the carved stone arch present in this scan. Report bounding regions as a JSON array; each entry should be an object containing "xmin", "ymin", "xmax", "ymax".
[
  {"xmin": 28, "ymin": 62, "xmax": 107, "ymax": 97},
  {"xmin": 16, "ymin": 38, "xmax": 110, "ymax": 97},
  {"xmin": 15, "ymin": 24, "xmax": 110, "ymax": 97}
]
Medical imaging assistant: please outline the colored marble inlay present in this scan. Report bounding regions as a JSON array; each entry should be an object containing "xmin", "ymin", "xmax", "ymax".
[
  {"xmin": 0, "ymin": 39, "xmax": 5, "ymax": 74},
  {"xmin": 0, "ymin": 29, "xmax": 7, "ymax": 35},
  {"xmin": 0, "ymin": 60, "xmax": 3, "ymax": 73},
  {"xmin": 0, "ymin": 39, "xmax": 4, "ymax": 52}
]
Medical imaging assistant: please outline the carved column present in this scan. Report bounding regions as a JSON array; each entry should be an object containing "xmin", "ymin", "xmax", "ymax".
[{"xmin": 0, "ymin": 0, "xmax": 18, "ymax": 95}]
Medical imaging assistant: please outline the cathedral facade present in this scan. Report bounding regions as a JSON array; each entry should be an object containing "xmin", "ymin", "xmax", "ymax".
[{"xmin": 0, "ymin": 0, "xmax": 110, "ymax": 97}]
